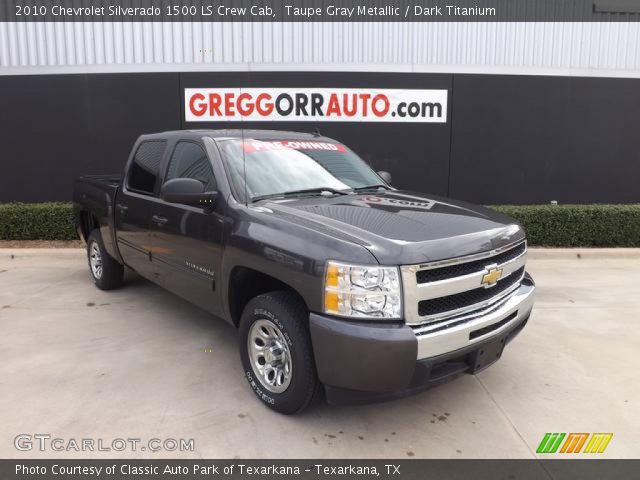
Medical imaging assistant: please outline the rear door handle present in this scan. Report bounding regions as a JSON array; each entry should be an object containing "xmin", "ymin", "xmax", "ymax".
[
  {"xmin": 116, "ymin": 203, "xmax": 128, "ymax": 212},
  {"xmin": 152, "ymin": 215, "xmax": 168, "ymax": 226}
]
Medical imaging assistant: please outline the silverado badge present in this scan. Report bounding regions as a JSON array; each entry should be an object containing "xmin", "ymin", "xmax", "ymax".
[{"xmin": 481, "ymin": 266, "xmax": 503, "ymax": 287}]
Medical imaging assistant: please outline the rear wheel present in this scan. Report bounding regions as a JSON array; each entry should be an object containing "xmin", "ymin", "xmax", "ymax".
[
  {"xmin": 239, "ymin": 291, "xmax": 318, "ymax": 414},
  {"xmin": 86, "ymin": 230, "xmax": 124, "ymax": 290}
]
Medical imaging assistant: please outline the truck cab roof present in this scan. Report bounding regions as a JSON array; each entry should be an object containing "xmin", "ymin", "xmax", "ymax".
[{"xmin": 139, "ymin": 129, "xmax": 338, "ymax": 144}]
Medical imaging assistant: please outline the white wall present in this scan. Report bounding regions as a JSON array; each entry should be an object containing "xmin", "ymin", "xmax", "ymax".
[{"xmin": 1, "ymin": 22, "xmax": 639, "ymax": 77}]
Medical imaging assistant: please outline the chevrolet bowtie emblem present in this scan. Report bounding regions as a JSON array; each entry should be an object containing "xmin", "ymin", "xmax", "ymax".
[{"xmin": 481, "ymin": 266, "xmax": 503, "ymax": 287}]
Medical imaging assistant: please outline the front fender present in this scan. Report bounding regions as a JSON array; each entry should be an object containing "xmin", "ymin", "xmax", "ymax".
[{"xmin": 219, "ymin": 206, "xmax": 378, "ymax": 323}]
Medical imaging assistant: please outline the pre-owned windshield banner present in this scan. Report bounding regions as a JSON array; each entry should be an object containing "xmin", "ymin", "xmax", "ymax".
[{"xmin": 185, "ymin": 88, "xmax": 448, "ymax": 123}]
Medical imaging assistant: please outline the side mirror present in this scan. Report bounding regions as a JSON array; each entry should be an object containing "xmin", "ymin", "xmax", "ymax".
[
  {"xmin": 377, "ymin": 171, "xmax": 392, "ymax": 185},
  {"xmin": 161, "ymin": 178, "xmax": 217, "ymax": 207}
]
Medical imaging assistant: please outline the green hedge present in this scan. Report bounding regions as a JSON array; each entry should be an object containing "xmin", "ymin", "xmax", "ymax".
[
  {"xmin": 1, "ymin": 202, "xmax": 640, "ymax": 247},
  {"xmin": 0, "ymin": 202, "xmax": 76, "ymax": 240},
  {"xmin": 491, "ymin": 204, "xmax": 640, "ymax": 247}
]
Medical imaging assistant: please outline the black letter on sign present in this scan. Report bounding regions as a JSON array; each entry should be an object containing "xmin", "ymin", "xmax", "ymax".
[
  {"xmin": 295, "ymin": 94, "xmax": 309, "ymax": 116},
  {"xmin": 310, "ymin": 94, "xmax": 324, "ymax": 116},
  {"xmin": 275, "ymin": 94, "xmax": 294, "ymax": 116}
]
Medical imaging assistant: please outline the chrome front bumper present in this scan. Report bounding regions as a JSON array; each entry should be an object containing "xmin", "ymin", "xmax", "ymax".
[
  {"xmin": 309, "ymin": 273, "xmax": 534, "ymax": 400},
  {"xmin": 414, "ymin": 276, "xmax": 535, "ymax": 360}
]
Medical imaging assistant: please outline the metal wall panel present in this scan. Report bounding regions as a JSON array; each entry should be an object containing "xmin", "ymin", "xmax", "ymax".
[
  {"xmin": 2, "ymin": 70, "xmax": 639, "ymax": 203},
  {"xmin": 1, "ymin": 22, "xmax": 640, "ymax": 76}
]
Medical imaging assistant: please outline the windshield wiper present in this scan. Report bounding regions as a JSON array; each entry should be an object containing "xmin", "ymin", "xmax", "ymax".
[
  {"xmin": 251, "ymin": 187, "xmax": 350, "ymax": 203},
  {"xmin": 352, "ymin": 184, "xmax": 391, "ymax": 192}
]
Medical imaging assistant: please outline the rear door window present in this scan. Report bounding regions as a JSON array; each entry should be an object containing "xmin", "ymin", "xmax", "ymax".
[{"xmin": 127, "ymin": 140, "xmax": 167, "ymax": 194}]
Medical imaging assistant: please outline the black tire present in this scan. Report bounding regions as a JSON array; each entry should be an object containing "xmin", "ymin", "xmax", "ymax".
[
  {"xmin": 239, "ymin": 291, "xmax": 318, "ymax": 414},
  {"xmin": 86, "ymin": 229, "xmax": 124, "ymax": 291}
]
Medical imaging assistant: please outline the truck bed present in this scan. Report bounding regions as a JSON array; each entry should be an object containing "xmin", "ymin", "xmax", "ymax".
[
  {"xmin": 76, "ymin": 174, "xmax": 122, "ymax": 190},
  {"xmin": 73, "ymin": 174, "xmax": 123, "ymax": 259}
]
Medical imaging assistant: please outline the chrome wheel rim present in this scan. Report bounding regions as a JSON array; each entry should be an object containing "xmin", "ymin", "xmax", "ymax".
[
  {"xmin": 89, "ymin": 241, "xmax": 103, "ymax": 280},
  {"xmin": 248, "ymin": 319, "xmax": 292, "ymax": 394}
]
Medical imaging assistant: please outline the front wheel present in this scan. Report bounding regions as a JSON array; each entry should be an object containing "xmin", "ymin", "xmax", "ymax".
[{"xmin": 239, "ymin": 291, "xmax": 318, "ymax": 414}]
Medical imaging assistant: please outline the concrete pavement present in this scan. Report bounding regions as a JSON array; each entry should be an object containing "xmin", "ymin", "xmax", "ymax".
[{"xmin": 0, "ymin": 248, "xmax": 638, "ymax": 459}]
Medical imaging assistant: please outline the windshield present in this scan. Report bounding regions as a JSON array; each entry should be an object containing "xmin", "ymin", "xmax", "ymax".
[{"xmin": 218, "ymin": 139, "xmax": 385, "ymax": 201}]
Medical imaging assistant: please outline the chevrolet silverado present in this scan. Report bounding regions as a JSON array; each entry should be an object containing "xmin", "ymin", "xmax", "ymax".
[{"xmin": 73, "ymin": 129, "xmax": 535, "ymax": 414}]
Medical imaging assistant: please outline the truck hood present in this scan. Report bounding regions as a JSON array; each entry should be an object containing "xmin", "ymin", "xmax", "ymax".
[{"xmin": 259, "ymin": 190, "xmax": 525, "ymax": 265}]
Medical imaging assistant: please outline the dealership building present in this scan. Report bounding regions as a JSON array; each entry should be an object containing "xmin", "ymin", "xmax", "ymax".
[{"xmin": 1, "ymin": 11, "xmax": 640, "ymax": 204}]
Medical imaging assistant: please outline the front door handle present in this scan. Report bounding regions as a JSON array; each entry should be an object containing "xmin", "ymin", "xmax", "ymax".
[
  {"xmin": 116, "ymin": 203, "xmax": 128, "ymax": 212},
  {"xmin": 152, "ymin": 215, "xmax": 168, "ymax": 226}
]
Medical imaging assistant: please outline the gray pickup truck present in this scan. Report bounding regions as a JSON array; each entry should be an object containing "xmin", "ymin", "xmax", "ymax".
[{"xmin": 73, "ymin": 129, "xmax": 535, "ymax": 414}]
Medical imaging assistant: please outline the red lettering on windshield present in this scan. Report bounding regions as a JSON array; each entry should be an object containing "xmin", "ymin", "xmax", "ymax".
[{"xmin": 242, "ymin": 141, "xmax": 346, "ymax": 153}]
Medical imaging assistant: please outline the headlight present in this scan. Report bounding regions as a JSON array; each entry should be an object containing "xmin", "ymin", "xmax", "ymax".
[{"xmin": 323, "ymin": 261, "xmax": 402, "ymax": 319}]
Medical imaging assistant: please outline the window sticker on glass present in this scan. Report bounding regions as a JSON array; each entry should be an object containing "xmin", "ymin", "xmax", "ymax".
[{"xmin": 242, "ymin": 141, "xmax": 346, "ymax": 153}]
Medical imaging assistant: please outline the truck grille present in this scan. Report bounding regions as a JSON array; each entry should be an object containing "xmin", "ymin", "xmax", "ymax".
[
  {"xmin": 418, "ymin": 267, "xmax": 524, "ymax": 316},
  {"xmin": 400, "ymin": 240, "xmax": 527, "ymax": 326},
  {"xmin": 416, "ymin": 241, "xmax": 526, "ymax": 284}
]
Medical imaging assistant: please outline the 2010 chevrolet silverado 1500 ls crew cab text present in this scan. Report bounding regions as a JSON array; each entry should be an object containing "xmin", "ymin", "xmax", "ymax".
[{"xmin": 74, "ymin": 130, "xmax": 535, "ymax": 414}]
